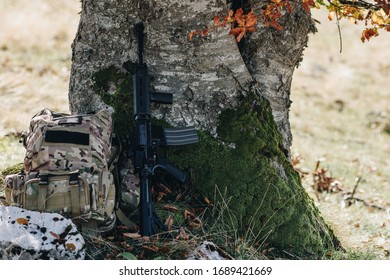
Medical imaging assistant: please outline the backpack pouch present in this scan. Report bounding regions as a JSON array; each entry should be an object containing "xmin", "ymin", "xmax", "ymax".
[{"xmin": 23, "ymin": 171, "xmax": 91, "ymax": 220}]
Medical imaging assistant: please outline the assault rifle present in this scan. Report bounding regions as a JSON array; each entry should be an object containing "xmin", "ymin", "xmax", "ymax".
[{"xmin": 122, "ymin": 23, "xmax": 199, "ymax": 236}]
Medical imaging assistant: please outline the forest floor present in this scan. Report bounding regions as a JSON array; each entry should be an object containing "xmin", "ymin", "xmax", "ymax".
[{"xmin": 0, "ymin": 1, "xmax": 389, "ymax": 259}]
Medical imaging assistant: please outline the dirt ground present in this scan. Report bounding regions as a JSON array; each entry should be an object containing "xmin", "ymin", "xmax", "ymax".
[{"xmin": 0, "ymin": 1, "xmax": 388, "ymax": 258}]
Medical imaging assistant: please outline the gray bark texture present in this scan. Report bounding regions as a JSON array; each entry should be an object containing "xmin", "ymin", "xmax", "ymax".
[{"xmin": 69, "ymin": 0, "xmax": 313, "ymax": 151}]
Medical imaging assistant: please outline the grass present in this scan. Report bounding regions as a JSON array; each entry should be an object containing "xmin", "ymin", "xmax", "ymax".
[
  {"xmin": 80, "ymin": 184, "xmax": 269, "ymax": 260},
  {"xmin": 0, "ymin": 0, "xmax": 78, "ymax": 136},
  {"xmin": 0, "ymin": 2, "xmax": 388, "ymax": 259},
  {"xmin": 291, "ymin": 9, "xmax": 390, "ymax": 259},
  {"xmin": 0, "ymin": 136, "xmax": 24, "ymax": 171}
]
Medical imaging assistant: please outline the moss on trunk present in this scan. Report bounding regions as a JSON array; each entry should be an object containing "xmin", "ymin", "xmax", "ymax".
[
  {"xmin": 93, "ymin": 66, "xmax": 341, "ymax": 258},
  {"xmin": 169, "ymin": 88, "xmax": 340, "ymax": 257},
  {"xmin": 93, "ymin": 65, "xmax": 134, "ymax": 134}
]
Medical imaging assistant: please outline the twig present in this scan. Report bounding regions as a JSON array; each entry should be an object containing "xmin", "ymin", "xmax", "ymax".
[
  {"xmin": 282, "ymin": 250, "xmax": 301, "ymax": 260},
  {"xmin": 338, "ymin": 0, "xmax": 381, "ymax": 10},
  {"xmin": 343, "ymin": 177, "xmax": 387, "ymax": 211},
  {"xmin": 350, "ymin": 176, "xmax": 362, "ymax": 199},
  {"xmin": 335, "ymin": 9, "xmax": 343, "ymax": 53}
]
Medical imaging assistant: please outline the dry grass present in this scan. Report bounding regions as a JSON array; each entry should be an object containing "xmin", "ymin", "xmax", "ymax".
[
  {"xmin": 0, "ymin": 2, "xmax": 388, "ymax": 258},
  {"xmin": 291, "ymin": 9, "xmax": 390, "ymax": 259},
  {"xmin": 0, "ymin": 0, "xmax": 80, "ymax": 136}
]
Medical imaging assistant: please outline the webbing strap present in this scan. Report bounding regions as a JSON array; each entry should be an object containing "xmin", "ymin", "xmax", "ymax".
[
  {"xmin": 38, "ymin": 175, "xmax": 48, "ymax": 211},
  {"xmin": 116, "ymin": 208, "xmax": 138, "ymax": 232},
  {"xmin": 69, "ymin": 171, "xmax": 81, "ymax": 218},
  {"xmin": 70, "ymin": 184, "xmax": 81, "ymax": 218},
  {"xmin": 5, "ymin": 188, "xmax": 12, "ymax": 206},
  {"xmin": 38, "ymin": 185, "xmax": 47, "ymax": 211}
]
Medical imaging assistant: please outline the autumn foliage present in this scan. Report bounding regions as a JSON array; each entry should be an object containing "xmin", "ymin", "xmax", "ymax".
[
  {"xmin": 188, "ymin": 8, "xmax": 258, "ymax": 42},
  {"xmin": 226, "ymin": 8, "xmax": 258, "ymax": 42},
  {"xmin": 188, "ymin": 0, "xmax": 390, "ymax": 43}
]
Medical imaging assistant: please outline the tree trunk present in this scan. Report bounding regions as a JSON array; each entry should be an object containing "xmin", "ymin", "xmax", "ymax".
[{"xmin": 69, "ymin": 0, "xmax": 341, "ymax": 258}]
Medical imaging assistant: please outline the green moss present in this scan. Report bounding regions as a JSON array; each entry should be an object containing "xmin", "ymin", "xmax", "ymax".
[
  {"xmin": 92, "ymin": 66, "xmax": 340, "ymax": 258},
  {"xmin": 1, "ymin": 163, "xmax": 24, "ymax": 193},
  {"xmin": 1, "ymin": 163, "xmax": 24, "ymax": 176},
  {"xmin": 167, "ymin": 89, "xmax": 340, "ymax": 258},
  {"xmin": 93, "ymin": 65, "xmax": 134, "ymax": 135},
  {"xmin": 217, "ymin": 92, "xmax": 286, "ymax": 159}
]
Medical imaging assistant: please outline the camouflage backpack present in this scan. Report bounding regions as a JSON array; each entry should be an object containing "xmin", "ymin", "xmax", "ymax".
[{"xmin": 4, "ymin": 108, "xmax": 120, "ymax": 233}]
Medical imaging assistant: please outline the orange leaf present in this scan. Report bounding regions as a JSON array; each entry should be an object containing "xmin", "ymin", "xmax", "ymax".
[
  {"xmin": 302, "ymin": 0, "xmax": 316, "ymax": 13},
  {"xmin": 123, "ymin": 232, "xmax": 141, "ymax": 239},
  {"xmin": 184, "ymin": 209, "xmax": 196, "ymax": 219},
  {"xmin": 142, "ymin": 245, "xmax": 160, "ymax": 252},
  {"xmin": 204, "ymin": 197, "xmax": 213, "ymax": 205},
  {"xmin": 16, "ymin": 218, "xmax": 29, "ymax": 225},
  {"xmin": 163, "ymin": 204, "xmax": 179, "ymax": 212},
  {"xmin": 187, "ymin": 30, "xmax": 197, "ymax": 40},
  {"xmin": 50, "ymin": 231, "xmax": 61, "ymax": 240},
  {"xmin": 328, "ymin": 11, "xmax": 335, "ymax": 21},
  {"xmin": 286, "ymin": 2, "xmax": 293, "ymax": 13},
  {"xmin": 175, "ymin": 227, "xmax": 190, "ymax": 240},
  {"xmin": 188, "ymin": 217, "xmax": 202, "ymax": 229},
  {"xmin": 164, "ymin": 215, "xmax": 174, "ymax": 230},
  {"xmin": 201, "ymin": 27, "xmax": 210, "ymax": 36},
  {"xmin": 229, "ymin": 27, "xmax": 244, "ymax": 36},
  {"xmin": 234, "ymin": 8, "xmax": 245, "ymax": 26},
  {"xmin": 272, "ymin": 21, "xmax": 283, "ymax": 31},
  {"xmin": 246, "ymin": 26, "xmax": 255, "ymax": 33},
  {"xmin": 361, "ymin": 28, "xmax": 379, "ymax": 42},
  {"xmin": 245, "ymin": 16, "xmax": 257, "ymax": 29},
  {"xmin": 236, "ymin": 30, "xmax": 246, "ymax": 42},
  {"xmin": 214, "ymin": 16, "xmax": 221, "ymax": 28}
]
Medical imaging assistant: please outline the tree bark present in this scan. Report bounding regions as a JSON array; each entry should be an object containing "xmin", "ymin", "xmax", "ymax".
[{"xmin": 69, "ymin": 0, "xmax": 341, "ymax": 258}]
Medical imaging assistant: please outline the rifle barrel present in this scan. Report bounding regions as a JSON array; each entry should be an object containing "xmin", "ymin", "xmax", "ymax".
[{"xmin": 134, "ymin": 22, "xmax": 144, "ymax": 64}]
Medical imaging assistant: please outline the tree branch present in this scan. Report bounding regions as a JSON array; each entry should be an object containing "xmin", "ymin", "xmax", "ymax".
[{"xmin": 338, "ymin": 0, "xmax": 382, "ymax": 10}]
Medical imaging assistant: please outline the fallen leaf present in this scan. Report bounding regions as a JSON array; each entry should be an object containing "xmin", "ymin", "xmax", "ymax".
[
  {"xmin": 123, "ymin": 232, "xmax": 141, "ymax": 239},
  {"xmin": 163, "ymin": 204, "xmax": 178, "ymax": 212},
  {"xmin": 176, "ymin": 227, "xmax": 190, "ymax": 240},
  {"xmin": 204, "ymin": 197, "xmax": 213, "ymax": 205},
  {"xmin": 142, "ymin": 245, "xmax": 160, "ymax": 252},
  {"xmin": 50, "ymin": 231, "xmax": 61, "ymax": 240},
  {"xmin": 165, "ymin": 215, "xmax": 174, "ymax": 230},
  {"xmin": 16, "ymin": 218, "xmax": 29, "ymax": 225},
  {"xmin": 184, "ymin": 209, "xmax": 196, "ymax": 219},
  {"xmin": 188, "ymin": 217, "xmax": 202, "ymax": 229}
]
